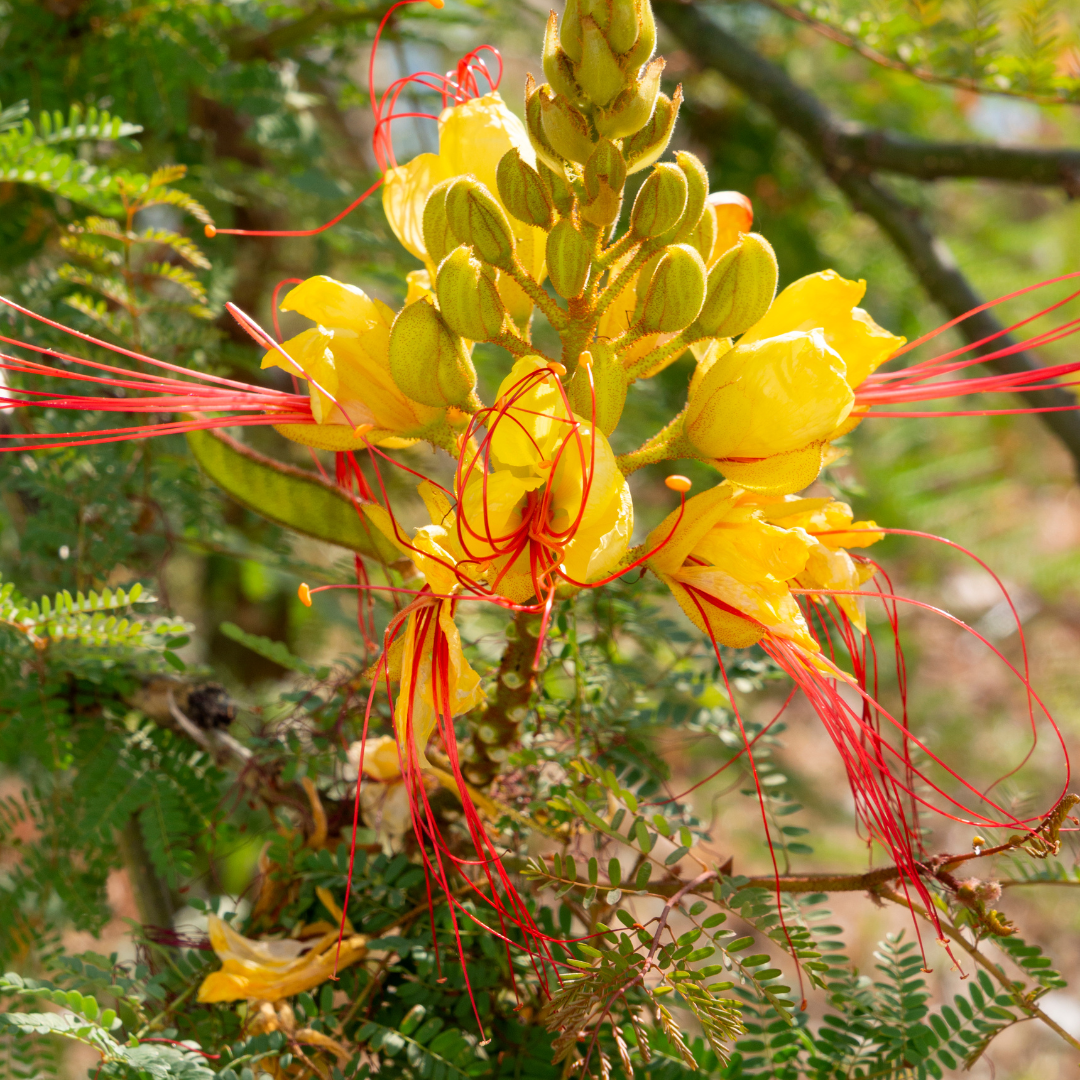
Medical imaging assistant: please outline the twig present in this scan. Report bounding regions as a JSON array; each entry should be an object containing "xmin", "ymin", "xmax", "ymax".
[
  {"xmin": 645, "ymin": 870, "xmax": 717, "ymax": 968},
  {"xmin": 879, "ymin": 887, "xmax": 1080, "ymax": 1055}
]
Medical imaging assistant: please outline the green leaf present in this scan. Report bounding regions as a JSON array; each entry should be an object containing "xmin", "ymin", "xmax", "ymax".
[{"xmin": 186, "ymin": 428, "xmax": 404, "ymax": 562}]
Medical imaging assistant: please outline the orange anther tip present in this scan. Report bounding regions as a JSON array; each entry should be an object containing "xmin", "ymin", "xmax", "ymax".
[
  {"xmin": 298, "ymin": 583, "xmax": 313, "ymax": 607},
  {"xmin": 427, "ymin": 0, "xmax": 445, "ymax": 7},
  {"xmin": 204, "ymin": 224, "xmax": 217, "ymax": 238},
  {"xmin": 537, "ymin": 459, "xmax": 553, "ymax": 470},
  {"xmin": 548, "ymin": 361, "xmax": 567, "ymax": 377},
  {"xmin": 665, "ymin": 475, "xmax": 692, "ymax": 493}
]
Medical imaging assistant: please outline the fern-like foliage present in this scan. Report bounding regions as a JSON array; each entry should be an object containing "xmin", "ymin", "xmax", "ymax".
[
  {"xmin": 0, "ymin": 101, "xmax": 143, "ymax": 212},
  {"xmin": 771, "ymin": 0, "xmax": 1080, "ymax": 102}
]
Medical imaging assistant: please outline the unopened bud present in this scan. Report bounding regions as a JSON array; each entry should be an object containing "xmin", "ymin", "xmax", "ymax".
[
  {"xmin": 422, "ymin": 178, "xmax": 459, "ymax": 268},
  {"xmin": 444, "ymin": 177, "xmax": 516, "ymax": 271},
  {"xmin": 594, "ymin": 56, "xmax": 663, "ymax": 140},
  {"xmin": 538, "ymin": 83, "xmax": 597, "ymax": 165},
  {"xmin": 543, "ymin": 12, "xmax": 586, "ymax": 105},
  {"xmin": 581, "ymin": 140, "xmax": 626, "ymax": 227},
  {"xmin": 567, "ymin": 344, "xmax": 627, "ymax": 436},
  {"xmin": 526, "ymin": 75, "xmax": 567, "ymax": 175},
  {"xmin": 584, "ymin": 0, "xmax": 639, "ymax": 55},
  {"xmin": 560, "ymin": 0, "xmax": 584, "ymax": 64},
  {"xmin": 623, "ymin": 86, "xmax": 681, "ymax": 175},
  {"xmin": 630, "ymin": 163, "xmax": 688, "ymax": 239},
  {"xmin": 497, "ymin": 148, "xmax": 555, "ymax": 229},
  {"xmin": 638, "ymin": 244, "xmax": 706, "ymax": 334},
  {"xmin": 670, "ymin": 151, "xmax": 710, "ymax": 243},
  {"xmin": 624, "ymin": 0, "xmax": 657, "ymax": 68},
  {"xmin": 389, "ymin": 297, "xmax": 477, "ymax": 408},
  {"xmin": 578, "ymin": 16, "xmax": 626, "ymax": 108},
  {"xmin": 546, "ymin": 218, "xmax": 593, "ymax": 300},
  {"xmin": 539, "ymin": 161, "xmax": 575, "ymax": 216},
  {"xmin": 693, "ymin": 233, "xmax": 777, "ymax": 338},
  {"xmin": 685, "ymin": 201, "xmax": 717, "ymax": 263},
  {"xmin": 436, "ymin": 246, "xmax": 507, "ymax": 342}
]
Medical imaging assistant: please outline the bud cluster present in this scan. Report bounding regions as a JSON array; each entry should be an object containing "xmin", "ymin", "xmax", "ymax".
[{"xmin": 385, "ymin": 0, "xmax": 780, "ymax": 454}]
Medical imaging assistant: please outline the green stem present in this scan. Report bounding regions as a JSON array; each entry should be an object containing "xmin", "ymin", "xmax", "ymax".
[
  {"xmin": 116, "ymin": 814, "xmax": 175, "ymax": 930},
  {"xmin": 506, "ymin": 259, "xmax": 567, "ymax": 331},
  {"xmin": 624, "ymin": 332, "xmax": 700, "ymax": 382},
  {"xmin": 615, "ymin": 409, "xmax": 697, "ymax": 475}
]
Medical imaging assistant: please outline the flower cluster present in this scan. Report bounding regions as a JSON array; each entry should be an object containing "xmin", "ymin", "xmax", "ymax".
[{"xmin": 2, "ymin": 0, "xmax": 1075, "ymax": 1000}]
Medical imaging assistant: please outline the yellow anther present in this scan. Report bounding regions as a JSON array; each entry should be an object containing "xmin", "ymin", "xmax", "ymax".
[
  {"xmin": 298, "ymin": 583, "xmax": 313, "ymax": 607},
  {"xmin": 548, "ymin": 361, "xmax": 567, "ymax": 377},
  {"xmin": 971, "ymin": 835, "xmax": 986, "ymax": 851},
  {"xmin": 665, "ymin": 475, "xmax": 692, "ymax": 493}
]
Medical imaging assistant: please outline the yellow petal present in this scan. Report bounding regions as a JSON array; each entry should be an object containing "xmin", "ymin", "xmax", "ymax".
[
  {"xmin": 674, "ymin": 565, "xmax": 815, "ymax": 649},
  {"xmin": 382, "ymin": 152, "xmax": 452, "ymax": 264},
  {"xmin": 262, "ymin": 328, "xmax": 341, "ymax": 425},
  {"xmin": 692, "ymin": 511, "xmax": 813, "ymax": 584},
  {"xmin": 686, "ymin": 330, "xmax": 854, "ymax": 461},
  {"xmin": 352, "ymin": 735, "xmax": 402, "ymax": 782},
  {"xmin": 716, "ymin": 442, "xmax": 828, "ymax": 497},
  {"xmin": 437, "ymin": 92, "xmax": 535, "ymax": 196},
  {"xmin": 798, "ymin": 542, "xmax": 867, "ymax": 631},
  {"xmin": 739, "ymin": 269, "xmax": 904, "ymax": 388},
  {"xmin": 645, "ymin": 483, "xmax": 741, "ymax": 575},
  {"xmin": 281, "ymin": 275, "xmax": 386, "ymax": 335},
  {"xmin": 662, "ymin": 573, "xmax": 764, "ymax": 649}
]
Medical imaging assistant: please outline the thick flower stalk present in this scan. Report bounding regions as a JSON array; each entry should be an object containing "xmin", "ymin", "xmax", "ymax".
[{"xmin": 2, "ymin": 0, "xmax": 1079, "ymax": 999}]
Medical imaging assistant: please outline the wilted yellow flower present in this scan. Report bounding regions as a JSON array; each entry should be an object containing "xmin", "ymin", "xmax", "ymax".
[
  {"xmin": 382, "ymin": 93, "xmax": 546, "ymax": 322},
  {"xmin": 740, "ymin": 269, "xmax": 904, "ymax": 389},
  {"xmin": 197, "ymin": 909, "xmax": 367, "ymax": 1003},
  {"xmin": 646, "ymin": 482, "xmax": 816, "ymax": 650},
  {"xmin": 685, "ymin": 329, "xmax": 854, "ymax": 495},
  {"xmin": 261, "ymin": 276, "xmax": 440, "ymax": 451}
]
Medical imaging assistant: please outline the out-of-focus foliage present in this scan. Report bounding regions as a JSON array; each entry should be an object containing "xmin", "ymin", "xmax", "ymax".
[{"xmin": 771, "ymin": 0, "xmax": 1080, "ymax": 102}]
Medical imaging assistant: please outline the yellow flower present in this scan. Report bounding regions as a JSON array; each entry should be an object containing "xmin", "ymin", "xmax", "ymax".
[
  {"xmin": 457, "ymin": 356, "xmax": 633, "ymax": 600},
  {"xmin": 363, "ymin": 492, "xmax": 486, "ymax": 766},
  {"xmin": 684, "ymin": 329, "xmax": 854, "ymax": 495},
  {"xmin": 646, "ymin": 482, "xmax": 816, "ymax": 649},
  {"xmin": 382, "ymin": 93, "xmax": 546, "ymax": 323},
  {"xmin": 748, "ymin": 495, "xmax": 883, "ymax": 631},
  {"xmin": 739, "ymin": 269, "xmax": 904, "ymax": 389},
  {"xmin": 261, "ymin": 275, "xmax": 440, "ymax": 451},
  {"xmin": 197, "ymin": 907, "xmax": 367, "ymax": 1003}
]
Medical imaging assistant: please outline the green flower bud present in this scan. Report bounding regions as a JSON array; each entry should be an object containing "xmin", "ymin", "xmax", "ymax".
[
  {"xmin": 684, "ymin": 198, "xmax": 717, "ymax": 262},
  {"xmin": 561, "ymin": 0, "xmax": 583, "ymax": 64},
  {"xmin": 623, "ymin": 86, "xmax": 681, "ymax": 175},
  {"xmin": 546, "ymin": 218, "xmax": 592, "ymax": 300},
  {"xmin": 630, "ymin": 162, "xmax": 688, "ymax": 239},
  {"xmin": 539, "ymin": 161, "xmax": 575, "ymax": 216},
  {"xmin": 693, "ymin": 232, "xmax": 778, "ymax": 338},
  {"xmin": 594, "ymin": 57, "xmax": 663, "ymax": 140},
  {"xmin": 638, "ymin": 243, "xmax": 706, "ymax": 333},
  {"xmin": 525, "ymin": 75, "xmax": 569, "ymax": 175},
  {"xmin": 669, "ymin": 151, "xmax": 709, "ymax": 243},
  {"xmin": 543, "ymin": 12, "xmax": 586, "ymax": 106},
  {"xmin": 539, "ymin": 84, "xmax": 597, "ymax": 165},
  {"xmin": 624, "ymin": 0, "xmax": 657, "ymax": 69},
  {"xmin": 436, "ymin": 246, "xmax": 507, "ymax": 342},
  {"xmin": 581, "ymin": 139, "xmax": 627, "ymax": 227},
  {"xmin": 567, "ymin": 345, "xmax": 627, "ymax": 436},
  {"xmin": 583, "ymin": 0, "xmax": 639, "ymax": 56},
  {"xmin": 422, "ymin": 178, "xmax": 459, "ymax": 268},
  {"xmin": 497, "ymin": 148, "xmax": 555, "ymax": 230},
  {"xmin": 577, "ymin": 15, "xmax": 626, "ymax": 108},
  {"xmin": 389, "ymin": 297, "xmax": 477, "ymax": 409},
  {"xmin": 444, "ymin": 177, "xmax": 516, "ymax": 271}
]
